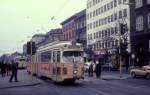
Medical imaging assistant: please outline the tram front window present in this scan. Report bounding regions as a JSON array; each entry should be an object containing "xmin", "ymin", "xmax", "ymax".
[{"xmin": 63, "ymin": 51, "xmax": 83, "ymax": 63}]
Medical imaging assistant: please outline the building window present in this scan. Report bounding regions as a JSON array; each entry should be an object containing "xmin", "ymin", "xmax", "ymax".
[
  {"xmin": 111, "ymin": 14, "xmax": 114, "ymax": 22},
  {"xmin": 111, "ymin": 1, "xmax": 113, "ymax": 8},
  {"xmin": 136, "ymin": 15, "xmax": 143, "ymax": 31},
  {"xmin": 104, "ymin": 5, "xmax": 107, "ymax": 12},
  {"xmin": 114, "ymin": 13, "xmax": 117, "ymax": 20},
  {"xmin": 98, "ymin": 8, "xmax": 101, "ymax": 15},
  {"xmin": 93, "ymin": 11, "xmax": 96, "ymax": 17},
  {"xmin": 111, "ymin": 27, "xmax": 114, "ymax": 34},
  {"xmin": 90, "ymin": 23, "xmax": 92, "ymax": 29},
  {"xmin": 108, "ymin": 16, "xmax": 110, "ymax": 23},
  {"xmin": 135, "ymin": 0, "xmax": 143, "ymax": 8},
  {"xmin": 99, "ymin": 19, "xmax": 101, "ymax": 26},
  {"xmin": 107, "ymin": 3, "xmax": 110, "ymax": 10},
  {"xmin": 147, "ymin": 0, "xmax": 150, "ymax": 4},
  {"xmin": 101, "ymin": 6, "xmax": 104, "ymax": 13},
  {"xmin": 99, "ymin": 31, "xmax": 101, "ymax": 38},
  {"xmin": 90, "ymin": 34, "xmax": 93, "ymax": 40},
  {"xmin": 105, "ymin": 30, "xmax": 108, "ymax": 37},
  {"xmin": 148, "ymin": 13, "xmax": 150, "ymax": 29},
  {"xmin": 96, "ymin": 20, "xmax": 98, "ymax": 27},
  {"xmin": 88, "ymin": 34, "xmax": 90, "ymax": 40},
  {"xmin": 94, "ymin": 33, "xmax": 96, "ymax": 39},
  {"xmin": 118, "ymin": 0, "xmax": 122, "ymax": 4},
  {"xmin": 96, "ymin": 32, "xmax": 99, "ymax": 38},
  {"xmin": 114, "ymin": 0, "xmax": 117, "ymax": 7},
  {"xmin": 115, "ymin": 27, "xmax": 118, "ymax": 34},
  {"xmin": 102, "ymin": 30, "xmax": 104, "ymax": 38},
  {"xmin": 108, "ymin": 28, "xmax": 111, "ymax": 36},
  {"xmin": 93, "ymin": 22, "xmax": 96, "ymax": 28},
  {"xmin": 119, "ymin": 10, "xmax": 123, "ymax": 19},
  {"xmin": 123, "ymin": 9, "xmax": 127, "ymax": 17},
  {"xmin": 123, "ymin": 0, "xmax": 127, "ymax": 3}
]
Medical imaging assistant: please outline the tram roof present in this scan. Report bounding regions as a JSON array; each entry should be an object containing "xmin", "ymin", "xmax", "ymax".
[{"xmin": 37, "ymin": 41, "xmax": 82, "ymax": 52}]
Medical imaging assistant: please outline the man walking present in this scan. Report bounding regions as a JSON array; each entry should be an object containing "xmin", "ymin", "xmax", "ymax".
[
  {"xmin": 9, "ymin": 60, "xmax": 19, "ymax": 82},
  {"xmin": 88, "ymin": 60, "xmax": 94, "ymax": 77},
  {"xmin": 95, "ymin": 59, "xmax": 102, "ymax": 79}
]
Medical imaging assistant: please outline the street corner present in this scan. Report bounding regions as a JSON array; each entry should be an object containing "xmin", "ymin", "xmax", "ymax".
[
  {"xmin": 0, "ymin": 78, "xmax": 41, "ymax": 90},
  {"xmin": 101, "ymin": 75, "xmax": 129, "ymax": 81}
]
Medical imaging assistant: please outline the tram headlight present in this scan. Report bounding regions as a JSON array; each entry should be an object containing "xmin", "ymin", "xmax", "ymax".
[{"xmin": 73, "ymin": 70, "xmax": 78, "ymax": 74}]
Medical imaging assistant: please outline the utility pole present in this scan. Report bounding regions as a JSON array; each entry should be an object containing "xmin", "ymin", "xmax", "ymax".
[
  {"xmin": 30, "ymin": 41, "xmax": 33, "ymax": 80},
  {"xmin": 27, "ymin": 41, "xmax": 36, "ymax": 80}
]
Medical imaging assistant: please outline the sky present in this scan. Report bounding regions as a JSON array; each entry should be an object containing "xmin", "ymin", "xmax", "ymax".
[{"xmin": 0, "ymin": 0, "xmax": 86, "ymax": 56}]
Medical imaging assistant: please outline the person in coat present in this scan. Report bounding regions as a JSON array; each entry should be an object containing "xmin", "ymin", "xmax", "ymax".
[
  {"xmin": 9, "ymin": 61, "xmax": 19, "ymax": 82},
  {"xmin": 88, "ymin": 60, "xmax": 94, "ymax": 77},
  {"xmin": 1, "ymin": 61, "xmax": 6, "ymax": 77},
  {"xmin": 95, "ymin": 60, "xmax": 102, "ymax": 78}
]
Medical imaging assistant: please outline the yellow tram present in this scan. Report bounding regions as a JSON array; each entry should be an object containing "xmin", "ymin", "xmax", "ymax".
[
  {"xmin": 27, "ymin": 41, "xmax": 84, "ymax": 83},
  {"xmin": 14, "ymin": 57, "xmax": 27, "ymax": 69}
]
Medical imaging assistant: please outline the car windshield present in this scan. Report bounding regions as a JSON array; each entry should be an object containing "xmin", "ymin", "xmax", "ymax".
[{"xmin": 62, "ymin": 51, "xmax": 83, "ymax": 63}]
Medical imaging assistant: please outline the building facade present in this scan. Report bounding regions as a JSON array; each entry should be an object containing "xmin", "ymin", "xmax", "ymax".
[
  {"xmin": 31, "ymin": 34, "xmax": 46, "ymax": 45},
  {"xmin": 61, "ymin": 16, "xmax": 76, "ymax": 41},
  {"xmin": 46, "ymin": 28, "xmax": 63, "ymax": 42},
  {"xmin": 130, "ymin": 0, "xmax": 150, "ymax": 66},
  {"xmin": 86, "ymin": 0, "xmax": 130, "ymax": 60},
  {"xmin": 74, "ymin": 9, "xmax": 87, "ymax": 48},
  {"xmin": 36, "ymin": 28, "xmax": 63, "ymax": 48},
  {"xmin": 23, "ymin": 43, "xmax": 27, "ymax": 55}
]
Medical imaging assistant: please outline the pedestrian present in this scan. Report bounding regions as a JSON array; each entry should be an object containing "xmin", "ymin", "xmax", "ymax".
[
  {"xmin": 9, "ymin": 60, "xmax": 19, "ymax": 82},
  {"xmin": 88, "ymin": 60, "xmax": 94, "ymax": 77},
  {"xmin": 6, "ymin": 62, "xmax": 11, "ymax": 76},
  {"xmin": 95, "ymin": 59, "xmax": 102, "ymax": 79},
  {"xmin": 1, "ymin": 60, "xmax": 6, "ymax": 77}
]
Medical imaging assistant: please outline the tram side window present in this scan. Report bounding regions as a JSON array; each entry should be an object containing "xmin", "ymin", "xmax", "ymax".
[
  {"xmin": 57, "ymin": 51, "xmax": 60, "ymax": 63},
  {"xmin": 53, "ymin": 51, "xmax": 60, "ymax": 63},
  {"xmin": 53, "ymin": 51, "xmax": 56, "ymax": 63},
  {"xmin": 41, "ymin": 52, "xmax": 51, "ymax": 63}
]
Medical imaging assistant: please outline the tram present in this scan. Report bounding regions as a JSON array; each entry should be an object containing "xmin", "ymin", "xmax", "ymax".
[
  {"xmin": 27, "ymin": 41, "xmax": 84, "ymax": 83},
  {"xmin": 14, "ymin": 57, "xmax": 27, "ymax": 69}
]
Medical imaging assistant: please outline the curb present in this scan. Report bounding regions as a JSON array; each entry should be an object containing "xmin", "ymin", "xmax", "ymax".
[
  {"xmin": 0, "ymin": 82, "xmax": 41, "ymax": 90},
  {"xmin": 101, "ymin": 77, "xmax": 128, "ymax": 80}
]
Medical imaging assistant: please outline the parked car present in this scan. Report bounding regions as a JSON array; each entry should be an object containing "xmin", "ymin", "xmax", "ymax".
[
  {"xmin": 102, "ymin": 63, "xmax": 118, "ymax": 71},
  {"xmin": 130, "ymin": 65, "xmax": 150, "ymax": 78}
]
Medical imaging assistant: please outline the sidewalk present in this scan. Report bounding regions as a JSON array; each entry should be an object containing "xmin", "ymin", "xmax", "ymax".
[
  {"xmin": 0, "ymin": 70, "xmax": 40, "ymax": 89},
  {"xmin": 84, "ymin": 70, "xmax": 131, "ymax": 81}
]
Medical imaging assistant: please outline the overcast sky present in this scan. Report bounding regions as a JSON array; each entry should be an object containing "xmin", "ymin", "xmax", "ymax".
[{"xmin": 0, "ymin": 0, "xmax": 86, "ymax": 55}]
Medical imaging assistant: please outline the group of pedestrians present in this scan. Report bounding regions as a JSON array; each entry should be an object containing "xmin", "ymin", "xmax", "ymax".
[
  {"xmin": 0, "ymin": 61, "xmax": 11, "ymax": 77},
  {"xmin": 0, "ymin": 60, "xmax": 19, "ymax": 82},
  {"xmin": 87, "ymin": 59, "xmax": 102, "ymax": 78}
]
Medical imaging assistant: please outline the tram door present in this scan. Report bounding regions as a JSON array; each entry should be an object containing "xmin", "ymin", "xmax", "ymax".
[{"xmin": 52, "ymin": 50, "xmax": 61, "ymax": 82}]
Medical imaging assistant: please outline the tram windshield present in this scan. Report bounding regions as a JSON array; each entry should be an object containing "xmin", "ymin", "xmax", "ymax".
[{"xmin": 62, "ymin": 51, "xmax": 83, "ymax": 63}]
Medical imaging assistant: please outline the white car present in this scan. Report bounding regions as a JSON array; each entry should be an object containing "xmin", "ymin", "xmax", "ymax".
[{"xmin": 130, "ymin": 65, "xmax": 150, "ymax": 78}]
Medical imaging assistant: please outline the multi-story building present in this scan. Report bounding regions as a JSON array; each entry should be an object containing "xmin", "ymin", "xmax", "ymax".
[
  {"xmin": 74, "ymin": 9, "xmax": 87, "ymax": 48},
  {"xmin": 61, "ymin": 16, "xmax": 76, "ymax": 41},
  {"xmin": 31, "ymin": 34, "xmax": 46, "ymax": 45},
  {"xmin": 23, "ymin": 43, "xmax": 27, "ymax": 55},
  {"xmin": 86, "ymin": 0, "xmax": 130, "ymax": 61},
  {"xmin": 46, "ymin": 28, "xmax": 63, "ymax": 42},
  {"xmin": 130, "ymin": 0, "xmax": 150, "ymax": 66},
  {"xmin": 36, "ymin": 28, "xmax": 63, "ymax": 48}
]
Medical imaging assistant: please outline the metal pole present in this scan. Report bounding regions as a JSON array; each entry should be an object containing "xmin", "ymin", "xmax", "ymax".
[
  {"xmin": 30, "ymin": 41, "xmax": 33, "ymax": 80},
  {"xmin": 119, "ymin": 24, "xmax": 122, "ymax": 79}
]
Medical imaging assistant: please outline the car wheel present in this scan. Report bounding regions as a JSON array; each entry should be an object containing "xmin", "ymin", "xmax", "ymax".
[
  {"xmin": 146, "ymin": 73, "xmax": 150, "ymax": 79},
  {"xmin": 131, "ymin": 72, "xmax": 136, "ymax": 78}
]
